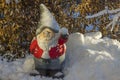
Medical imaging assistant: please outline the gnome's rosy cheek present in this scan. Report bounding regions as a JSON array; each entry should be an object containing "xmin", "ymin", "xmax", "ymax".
[{"xmin": 37, "ymin": 33, "xmax": 43, "ymax": 40}]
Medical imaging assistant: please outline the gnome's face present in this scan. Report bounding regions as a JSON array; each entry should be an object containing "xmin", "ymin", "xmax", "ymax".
[
  {"xmin": 37, "ymin": 28, "xmax": 59, "ymax": 50},
  {"xmin": 37, "ymin": 28, "xmax": 55, "ymax": 41}
]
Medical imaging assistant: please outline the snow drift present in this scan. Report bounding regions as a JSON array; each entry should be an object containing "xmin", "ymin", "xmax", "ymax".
[
  {"xmin": 0, "ymin": 32, "xmax": 120, "ymax": 80},
  {"xmin": 65, "ymin": 32, "xmax": 120, "ymax": 80}
]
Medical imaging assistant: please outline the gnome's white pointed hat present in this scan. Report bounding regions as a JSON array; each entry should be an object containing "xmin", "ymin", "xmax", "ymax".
[{"xmin": 36, "ymin": 4, "xmax": 60, "ymax": 35}]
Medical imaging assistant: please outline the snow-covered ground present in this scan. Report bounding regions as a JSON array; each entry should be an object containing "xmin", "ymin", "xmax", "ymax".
[{"xmin": 0, "ymin": 32, "xmax": 120, "ymax": 80}]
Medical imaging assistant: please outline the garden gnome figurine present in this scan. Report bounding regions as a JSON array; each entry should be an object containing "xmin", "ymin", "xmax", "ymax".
[{"xmin": 30, "ymin": 4, "xmax": 69, "ymax": 77}]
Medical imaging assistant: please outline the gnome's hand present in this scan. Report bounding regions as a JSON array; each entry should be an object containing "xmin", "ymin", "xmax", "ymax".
[
  {"xmin": 59, "ymin": 28, "xmax": 69, "ymax": 39},
  {"xmin": 61, "ymin": 34, "xmax": 69, "ymax": 39}
]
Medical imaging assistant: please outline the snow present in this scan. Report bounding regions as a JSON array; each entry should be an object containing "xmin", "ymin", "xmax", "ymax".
[
  {"xmin": 1, "ymin": 32, "xmax": 120, "ymax": 80},
  {"xmin": 5, "ymin": 0, "xmax": 10, "ymax": 4},
  {"xmin": 5, "ymin": 0, "xmax": 20, "ymax": 4},
  {"xmin": 86, "ymin": 9, "xmax": 107, "ymax": 19},
  {"xmin": 15, "ymin": 0, "xmax": 20, "ymax": 4},
  {"xmin": 86, "ymin": 7, "xmax": 120, "ymax": 19},
  {"xmin": 106, "ymin": 12, "xmax": 120, "ymax": 31},
  {"xmin": 85, "ymin": 31, "xmax": 102, "ymax": 39},
  {"xmin": 22, "ymin": 55, "xmax": 35, "ymax": 73},
  {"xmin": 54, "ymin": 72, "xmax": 63, "ymax": 77}
]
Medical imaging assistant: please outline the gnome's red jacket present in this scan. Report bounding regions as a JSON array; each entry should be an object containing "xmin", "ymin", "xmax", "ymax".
[{"xmin": 30, "ymin": 36, "xmax": 68, "ymax": 59}]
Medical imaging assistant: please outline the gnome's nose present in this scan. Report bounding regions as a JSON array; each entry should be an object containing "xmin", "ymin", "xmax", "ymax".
[
  {"xmin": 43, "ymin": 31, "xmax": 51, "ymax": 37},
  {"xmin": 44, "ymin": 31, "xmax": 50, "ymax": 35}
]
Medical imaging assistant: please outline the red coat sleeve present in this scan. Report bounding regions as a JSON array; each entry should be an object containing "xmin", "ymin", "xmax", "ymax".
[
  {"xmin": 49, "ymin": 35, "xmax": 68, "ymax": 59},
  {"xmin": 30, "ymin": 39, "xmax": 37, "ymax": 53},
  {"xmin": 49, "ymin": 45, "xmax": 66, "ymax": 59},
  {"xmin": 58, "ymin": 35, "xmax": 68, "ymax": 45},
  {"xmin": 29, "ymin": 39, "xmax": 43, "ymax": 58}
]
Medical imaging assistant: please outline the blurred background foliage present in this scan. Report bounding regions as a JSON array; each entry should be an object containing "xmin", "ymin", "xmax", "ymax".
[{"xmin": 0, "ymin": 0, "xmax": 120, "ymax": 59}]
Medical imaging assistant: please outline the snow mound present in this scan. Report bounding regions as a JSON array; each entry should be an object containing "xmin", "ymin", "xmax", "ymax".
[
  {"xmin": 23, "ymin": 55, "xmax": 35, "ymax": 73},
  {"xmin": 65, "ymin": 32, "xmax": 120, "ymax": 80},
  {"xmin": 85, "ymin": 31, "xmax": 102, "ymax": 39},
  {"xmin": 0, "ymin": 32, "xmax": 120, "ymax": 80}
]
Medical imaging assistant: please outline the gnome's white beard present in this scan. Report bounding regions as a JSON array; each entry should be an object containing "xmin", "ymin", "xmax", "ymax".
[{"xmin": 37, "ymin": 33, "xmax": 59, "ymax": 59}]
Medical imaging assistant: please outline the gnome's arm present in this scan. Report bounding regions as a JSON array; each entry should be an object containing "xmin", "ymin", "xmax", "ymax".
[
  {"xmin": 49, "ymin": 28, "xmax": 69, "ymax": 59},
  {"xmin": 30, "ymin": 38, "xmax": 43, "ymax": 58},
  {"xmin": 58, "ymin": 28, "xmax": 69, "ymax": 45},
  {"xmin": 58, "ymin": 36, "xmax": 68, "ymax": 45},
  {"xmin": 30, "ymin": 38, "xmax": 37, "ymax": 53}
]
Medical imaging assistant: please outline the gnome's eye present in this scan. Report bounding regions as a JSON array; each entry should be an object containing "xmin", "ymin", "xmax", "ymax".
[
  {"xmin": 43, "ymin": 31, "xmax": 50, "ymax": 35},
  {"xmin": 42, "ymin": 28, "xmax": 55, "ymax": 39},
  {"xmin": 47, "ymin": 31, "xmax": 51, "ymax": 34},
  {"xmin": 47, "ymin": 31, "xmax": 53, "ymax": 37}
]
